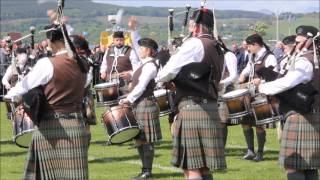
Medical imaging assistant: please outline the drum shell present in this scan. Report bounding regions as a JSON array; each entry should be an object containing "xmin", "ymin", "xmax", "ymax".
[
  {"xmin": 3, "ymin": 97, "xmax": 19, "ymax": 115},
  {"xmin": 153, "ymin": 89, "xmax": 175, "ymax": 116},
  {"xmin": 251, "ymin": 95, "xmax": 281, "ymax": 125},
  {"xmin": 95, "ymin": 83, "xmax": 118, "ymax": 102},
  {"xmin": 102, "ymin": 105, "xmax": 139, "ymax": 143},
  {"xmin": 222, "ymin": 89, "xmax": 252, "ymax": 118},
  {"xmin": 13, "ymin": 107, "xmax": 35, "ymax": 148}
]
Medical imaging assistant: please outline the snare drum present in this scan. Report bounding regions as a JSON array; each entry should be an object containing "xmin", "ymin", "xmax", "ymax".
[
  {"xmin": 221, "ymin": 89, "xmax": 252, "ymax": 119},
  {"xmin": 94, "ymin": 82, "xmax": 119, "ymax": 107},
  {"xmin": 102, "ymin": 105, "xmax": 139, "ymax": 144},
  {"xmin": 153, "ymin": 89, "xmax": 175, "ymax": 116},
  {"xmin": 12, "ymin": 106, "xmax": 35, "ymax": 148},
  {"xmin": 251, "ymin": 95, "xmax": 281, "ymax": 126}
]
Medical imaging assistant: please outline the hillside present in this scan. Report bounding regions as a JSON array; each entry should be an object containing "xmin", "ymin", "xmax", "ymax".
[{"xmin": 0, "ymin": 0, "xmax": 319, "ymax": 46}]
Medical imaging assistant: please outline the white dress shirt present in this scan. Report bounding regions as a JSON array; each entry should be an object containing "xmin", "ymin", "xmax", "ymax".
[
  {"xmin": 126, "ymin": 57, "xmax": 158, "ymax": 103},
  {"xmin": 85, "ymin": 57, "xmax": 94, "ymax": 88},
  {"xmin": 241, "ymin": 47, "xmax": 278, "ymax": 77},
  {"xmin": 100, "ymin": 45, "xmax": 140, "ymax": 74},
  {"xmin": 220, "ymin": 51, "xmax": 238, "ymax": 86},
  {"xmin": 2, "ymin": 65, "xmax": 15, "ymax": 87},
  {"xmin": 5, "ymin": 57, "xmax": 54, "ymax": 99},
  {"xmin": 155, "ymin": 36, "xmax": 206, "ymax": 83},
  {"xmin": 258, "ymin": 53, "xmax": 313, "ymax": 95}
]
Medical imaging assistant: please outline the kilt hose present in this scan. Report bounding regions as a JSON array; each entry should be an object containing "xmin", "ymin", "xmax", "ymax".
[
  {"xmin": 171, "ymin": 98, "xmax": 226, "ymax": 171},
  {"xmin": 23, "ymin": 112, "xmax": 89, "ymax": 180},
  {"xmin": 134, "ymin": 97, "xmax": 162, "ymax": 143},
  {"xmin": 279, "ymin": 111, "xmax": 320, "ymax": 170}
]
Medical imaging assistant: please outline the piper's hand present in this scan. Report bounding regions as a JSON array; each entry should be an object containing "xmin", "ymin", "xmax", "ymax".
[
  {"xmin": 252, "ymin": 78, "xmax": 261, "ymax": 87},
  {"xmin": 128, "ymin": 16, "xmax": 138, "ymax": 30},
  {"xmin": 100, "ymin": 72, "xmax": 107, "ymax": 80},
  {"xmin": 119, "ymin": 71, "xmax": 132, "ymax": 81}
]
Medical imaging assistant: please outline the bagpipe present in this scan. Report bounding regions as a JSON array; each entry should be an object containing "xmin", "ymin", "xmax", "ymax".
[{"xmin": 256, "ymin": 32, "xmax": 320, "ymax": 113}]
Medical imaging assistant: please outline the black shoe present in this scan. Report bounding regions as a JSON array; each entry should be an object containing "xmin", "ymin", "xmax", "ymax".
[
  {"xmin": 243, "ymin": 149, "xmax": 256, "ymax": 160},
  {"xmin": 253, "ymin": 152, "xmax": 264, "ymax": 162},
  {"xmin": 132, "ymin": 172, "xmax": 152, "ymax": 180}
]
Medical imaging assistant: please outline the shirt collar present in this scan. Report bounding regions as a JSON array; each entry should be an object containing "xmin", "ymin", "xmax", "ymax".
[
  {"xmin": 54, "ymin": 49, "xmax": 68, "ymax": 56},
  {"xmin": 255, "ymin": 47, "xmax": 266, "ymax": 60},
  {"xmin": 141, "ymin": 57, "xmax": 153, "ymax": 64}
]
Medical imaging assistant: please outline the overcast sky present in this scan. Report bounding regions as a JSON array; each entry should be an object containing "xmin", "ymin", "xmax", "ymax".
[{"xmin": 92, "ymin": 0, "xmax": 319, "ymax": 13}]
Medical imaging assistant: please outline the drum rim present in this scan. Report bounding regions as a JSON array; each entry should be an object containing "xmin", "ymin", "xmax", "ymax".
[
  {"xmin": 251, "ymin": 99, "xmax": 268, "ymax": 105},
  {"xmin": 94, "ymin": 82, "xmax": 118, "ymax": 88},
  {"xmin": 153, "ymin": 89, "xmax": 169, "ymax": 97},
  {"xmin": 109, "ymin": 126, "xmax": 140, "ymax": 144},
  {"xmin": 14, "ymin": 129, "xmax": 36, "ymax": 148},
  {"xmin": 222, "ymin": 89, "xmax": 250, "ymax": 99},
  {"xmin": 255, "ymin": 116, "xmax": 281, "ymax": 125}
]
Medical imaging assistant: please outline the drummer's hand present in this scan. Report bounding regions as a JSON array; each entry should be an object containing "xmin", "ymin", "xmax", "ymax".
[
  {"xmin": 128, "ymin": 16, "xmax": 137, "ymax": 30},
  {"xmin": 164, "ymin": 82, "xmax": 175, "ymax": 91},
  {"xmin": 119, "ymin": 98, "xmax": 131, "ymax": 105},
  {"xmin": 252, "ymin": 78, "xmax": 261, "ymax": 87},
  {"xmin": 5, "ymin": 84, "xmax": 11, "ymax": 90},
  {"xmin": 218, "ymin": 83, "xmax": 224, "ymax": 91},
  {"xmin": 100, "ymin": 72, "xmax": 107, "ymax": 80},
  {"xmin": 238, "ymin": 74, "xmax": 245, "ymax": 83},
  {"xmin": 119, "ymin": 71, "xmax": 132, "ymax": 80}
]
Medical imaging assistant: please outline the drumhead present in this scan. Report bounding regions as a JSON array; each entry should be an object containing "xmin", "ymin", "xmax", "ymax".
[
  {"xmin": 252, "ymin": 98, "xmax": 267, "ymax": 105},
  {"xmin": 153, "ymin": 89, "xmax": 167, "ymax": 97},
  {"xmin": 110, "ymin": 127, "xmax": 140, "ymax": 144},
  {"xmin": 14, "ymin": 129, "xmax": 35, "ymax": 148},
  {"xmin": 222, "ymin": 89, "xmax": 249, "ymax": 99},
  {"xmin": 94, "ymin": 82, "xmax": 117, "ymax": 89}
]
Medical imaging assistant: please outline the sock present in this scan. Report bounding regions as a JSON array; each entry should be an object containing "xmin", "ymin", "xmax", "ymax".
[
  {"xmin": 142, "ymin": 143, "xmax": 154, "ymax": 173},
  {"xmin": 287, "ymin": 171, "xmax": 305, "ymax": 180},
  {"xmin": 304, "ymin": 170, "xmax": 319, "ymax": 180},
  {"xmin": 202, "ymin": 174, "xmax": 213, "ymax": 180},
  {"xmin": 137, "ymin": 145, "xmax": 144, "ymax": 172},
  {"xmin": 221, "ymin": 124, "xmax": 228, "ymax": 147},
  {"xmin": 256, "ymin": 130, "xmax": 266, "ymax": 153},
  {"xmin": 243, "ymin": 128, "xmax": 254, "ymax": 152}
]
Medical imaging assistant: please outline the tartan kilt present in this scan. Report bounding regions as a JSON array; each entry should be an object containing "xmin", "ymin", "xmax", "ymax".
[
  {"xmin": 23, "ymin": 112, "xmax": 89, "ymax": 180},
  {"xmin": 279, "ymin": 112, "xmax": 320, "ymax": 169},
  {"xmin": 171, "ymin": 98, "xmax": 226, "ymax": 171},
  {"xmin": 134, "ymin": 98, "xmax": 162, "ymax": 142}
]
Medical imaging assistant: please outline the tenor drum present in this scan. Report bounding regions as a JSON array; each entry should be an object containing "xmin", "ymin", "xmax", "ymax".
[
  {"xmin": 94, "ymin": 82, "xmax": 119, "ymax": 107},
  {"xmin": 221, "ymin": 89, "xmax": 252, "ymax": 119},
  {"xmin": 153, "ymin": 89, "xmax": 175, "ymax": 116},
  {"xmin": 12, "ymin": 106, "xmax": 35, "ymax": 148},
  {"xmin": 251, "ymin": 94, "xmax": 281, "ymax": 125},
  {"xmin": 102, "ymin": 105, "xmax": 139, "ymax": 144}
]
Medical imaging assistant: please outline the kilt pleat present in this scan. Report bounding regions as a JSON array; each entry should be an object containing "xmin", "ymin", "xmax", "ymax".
[
  {"xmin": 171, "ymin": 98, "xmax": 226, "ymax": 171},
  {"xmin": 134, "ymin": 98, "xmax": 162, "ymax": 142},
  {"xmin": 23, "ymin": 112, "xmax": 89, "ymax": 180},
  {"xmin": 279, "ymin": 112, "xmax": 320, "ymax": 169}
]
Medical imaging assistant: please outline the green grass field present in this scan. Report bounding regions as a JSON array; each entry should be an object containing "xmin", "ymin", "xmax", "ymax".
[{"xmin": 0, "ymin": 103, "xmax": 288, "ymax": 180}]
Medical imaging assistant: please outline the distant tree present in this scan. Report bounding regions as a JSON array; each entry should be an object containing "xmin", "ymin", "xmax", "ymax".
[{"xmin": 250, "ymin": 22, "xmax": 268, "ymax": 36}]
